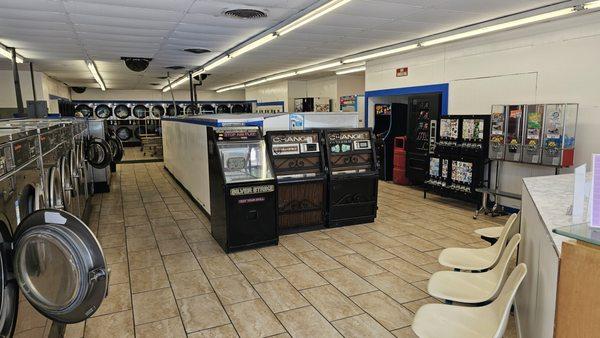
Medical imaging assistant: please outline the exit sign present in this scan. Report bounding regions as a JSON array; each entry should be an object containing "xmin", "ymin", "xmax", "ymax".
[{"xmin": 396, "ymin": 67, "xmax": 408, "ymax": 77}]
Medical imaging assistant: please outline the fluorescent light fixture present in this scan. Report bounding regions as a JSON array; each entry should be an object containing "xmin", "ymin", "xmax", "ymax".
[
  {"xmin": 266, "ymin": 72, "xmax": 297, "ymax": 81},
  {"xmin": 0, "ymin": 44, "xmax": 24, "ymax": 63},
  {"xmin": 162, "ymin": 77, "xmax": 188, "ymax": 92},
  {"xmin": 344, "ymin": 44, "xmax": 419, "ymax": 63},
  {"xmin": 336, "ymin": 66, "xmax": 366, "ymax": 75},
  {"xmin": 192, "ymin": 69, "xmax": 205, "ymax": 77},
  {"xmin": 230, "ymin": 34, "xmax": 278, "ymax": 59},
  {"xmin": 86, "ymin": 60, "xmax": 106, "ymax": 91},
  {"xmin": 585, "ymin": 0, "xmax": 600, "ymax": 9},
  {"xmin": 246, "ymin": 79, "xmax": 268, "ymax": 87},
  {"xmin": 297, "ymin": 61, "xmax": 342, "ymax": 74},
  {"xmin": 421, "ymin": 7, "xmax": 576, "ymax": 47},
  {"xmin": 204, "ymin": 56, "xmax": 231, "ymax": 71},
  {"xmin": 278, "ymin": 0, "xmax": 352, "ymax": 36},
  {"xmin": 216, "ymin": 84, "xmax": 245, "ymax": 93}
]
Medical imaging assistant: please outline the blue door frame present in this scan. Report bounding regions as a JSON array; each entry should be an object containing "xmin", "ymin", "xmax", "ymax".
[{"xmin": 364, "ymin": 83, "xmax": 449, "ymax": 127}]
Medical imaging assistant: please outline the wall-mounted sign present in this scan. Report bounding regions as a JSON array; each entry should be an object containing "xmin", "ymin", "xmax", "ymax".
[{"xmin": 396, "ymin": 67, "xmax": 409, "ymax": 77}]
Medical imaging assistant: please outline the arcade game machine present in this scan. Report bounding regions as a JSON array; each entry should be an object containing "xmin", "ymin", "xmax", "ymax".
[
  {"xmin": 541, "ymin": 103, "xmax": 577, "ymax": 167},
  {"xmin": 522, "ymin": 104, "xmax": 545, "ymax": 164},
  {"xmin": 266, "ymin": 130, "xmax": 327, "ymax": 233},
  {"xmin": 489, "ymin": 105, "xmax": 508, "ymax": 160},
  {"xmin": 207, "ymin": 126, "xmax": 278, "ymax": 252},
  {"xmin": 505, "ymin": 105, "xmax": 525, "ymax": 162},
  {"xmin": 373, "ymin": 103, "xmax": 408, "ymax": 181},
  {"xmin": 324, "ymin": 128, "xmax": 378, "ymax": 227},
  {"xmin": 406, "ymin": 94, "xmax": 440, "ymax": 185}
]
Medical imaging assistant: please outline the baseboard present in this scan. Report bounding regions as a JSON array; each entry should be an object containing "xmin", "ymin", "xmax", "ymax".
[{"xmin": 163, "ymin": 166, "xmax": 211, "ymax": 221}]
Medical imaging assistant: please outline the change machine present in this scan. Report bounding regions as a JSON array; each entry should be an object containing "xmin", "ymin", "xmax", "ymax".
[
  {"xmin": 541, "ymin": 104, "xmax": 578, "ymax": 167},
  {"xmin": 266, "ymin": 130, "xmax": 327, "ymax": 232},
  {"xmin": 208, "ymin": 126, "xmax": 278, "ymax": 252},
  {"xmin": 522, "ymin": 104, "xmax": 545, "ymax": 164},
  {"xmin": 324, "ymin": 128, "xmax": 378, "ymax": 227}
]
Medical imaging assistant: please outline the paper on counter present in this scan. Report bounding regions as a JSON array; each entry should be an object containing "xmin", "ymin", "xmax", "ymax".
[{"xmin": 572, "ymin": 164, "xmax": 586, "ymax": 223}]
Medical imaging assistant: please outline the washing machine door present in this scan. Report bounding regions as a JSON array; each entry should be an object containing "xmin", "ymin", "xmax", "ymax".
[
  {"xmin": 60, "ymin": 155, "xmax": 75, "ymax": 209},
  {"xmin": 133, "ymin": 105, "xmax": 147, "ymax": 119},
  {"xmin": 114, "ymin": 105, "xmax": 131, "ymax": 119},
  {"xmin": 116, "ymin": 127, "xmax": 132, "ymax": 142},
  {"xmin": 201, "ymin": 104, "xmax": 215, "ymax": 114},
  {"xmin": 95, "ymin": 105, "xmax": 111, "ymax": 119},
  {"xmin": 185, "ymin": 104, "xmax": 198, "ymax": 115},
  {"xmin": 217, "ymin": 104, "xmax": 231, "ymax": 114},
  {"xmin": 0, "ymin": 213, "xmax": 18, "ymax": 337},
  {"xmin": 16, "ymin": 183, "xmax": 43, "ymax": 224},
  {"xmin": 75, "ymin": 104, "xmax": 93, "ymax": 118},
  {"xmin": 5, "ymin": 209, "xmax": 108, "ymax": 324},
  {"xmin": 151, "ymin": 105, "xmax": 164, "ymax": 118},
  {"xmin": 86, "ymin": 138, "xmax": 112, "ymax": 169},
  {"xmin": 47, "ymin": 166, "xmax": 64, "ymax": 210}
]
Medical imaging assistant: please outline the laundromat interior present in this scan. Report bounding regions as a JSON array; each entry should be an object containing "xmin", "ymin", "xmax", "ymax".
[{"xmin": 0, "ymin": 0, "xmax": 599, "ymax": 337}]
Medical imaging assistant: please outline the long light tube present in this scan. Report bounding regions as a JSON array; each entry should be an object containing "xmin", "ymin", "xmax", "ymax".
[
  {"xmin": 162, "ymin": 77, "xmax": 187, "ymax": 93},
  {"xmin": 297, "ymin": 61, "xmax": 342, "ymax": 74},
  {"xmin": 192, "ymin": 68, "xmax": 205, "ymax": 77},
  {"xmin": 204, "ymin": 56, "xmax": 231, "ymax": 71},
  {"xmin": 343, "ymin": 44, "xmax": 418, "ymax": 64},
  {"xmin": 278, "ymin": 0, "xmax": 352, "ymax": 36},
  {"xmin": 217, "ymin": 84, "xmax": 246, "ymax": 93},
  {"xmin": 230, "ymin": 34, "xmax": 278, "ymax": 59},
  {"xmin": 584, "ymin": 0, "xmax": 600, "ymax": 9},
  {"xmin": 336, "ymin": 66, "xmax": 366, "ymax": 75},
  {"xmin": 266, "ymin": 72, "xmax": 297, "ymax": 81},
  {"xmin": 245, "ymin": 79, "xmax": 268, "ymax": 87},
  {"xmin": 0, "ymin": 44, "xmax": 24, "ymax": 63},
  {"xmin": 86, "ymin": 60, "xmax": 106, "ymax": 91}
]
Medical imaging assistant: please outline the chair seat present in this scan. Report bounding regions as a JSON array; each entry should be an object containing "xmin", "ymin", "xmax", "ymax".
[
  {"xmin": 438, "ymin": 245, "xmax": 497, "ymax": 271},
  {"xmin": 428, "ymin": 270, "xmax": 497, "ymax": 303},
  {"xmin": 475, "ymin": 226, "xmax": 503, "ymax": 239},
  {"xmin": 412, "ymin": 303, "xmax": 498, "ymax": 338}
]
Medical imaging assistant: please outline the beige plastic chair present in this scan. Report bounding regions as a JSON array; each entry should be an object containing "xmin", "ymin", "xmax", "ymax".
[
  {"xmin": 412, "ymin": 263, "xmax": 527, "ymax": 338},
  {"xmin": 428, "ymin": 233, "xmax": 521, "ymax": 304},
  {"xmin": 438, "ymin": 213, "xmax": 519, "ymax": 271},
  {"xmin": 474, "ymin": 226, "xmax": 503, "ymax": 239}
]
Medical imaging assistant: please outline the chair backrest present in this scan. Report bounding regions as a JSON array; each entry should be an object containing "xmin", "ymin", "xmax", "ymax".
[
  {"xmin": 488, "ymin": 233, "xmax": 521, "ymax": 299},
  {"xmin": 490, "ymin": 263, "xmax": 527, "ymax": 338},
  {"xmin": 489, "ymin": 213, "xmax": 520, "ymax": 265}
]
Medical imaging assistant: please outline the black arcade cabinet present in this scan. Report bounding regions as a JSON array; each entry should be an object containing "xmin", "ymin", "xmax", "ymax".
[
  {"xmin": 208, "ymin": 127, "xmax": 278, "ymax": 252},
  {"xmin": 324, "ymin": 128, "xmax": 378, "ymax": 227},
  {"xmin": 374, "ymin": 103, "xmax": 408, "ymax": 181}
]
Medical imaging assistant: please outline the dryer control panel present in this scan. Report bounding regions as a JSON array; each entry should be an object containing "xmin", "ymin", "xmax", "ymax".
[
  {"xmin": 12, "ymin": 135, "xmax": 40, "ymax": 169},
  {"xmin": 0, "ymin": 143, "xmax": 14, "ymax": 177}
]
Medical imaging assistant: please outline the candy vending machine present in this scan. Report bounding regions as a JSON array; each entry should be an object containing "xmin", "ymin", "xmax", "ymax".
[
  {"xmin": 522, "ymin": 104, "xmax": 545, "ymax": 164},
  {"xmin": 541, "ymin": 104, "xmax": 578, "ymax": 167},
  {"xmin": 505, "ymin": 105, "xmax": 524, "ymax": 162},
  {"xmin": 489, "ymin": 105, "xmax": 507, "ymax": 160}
]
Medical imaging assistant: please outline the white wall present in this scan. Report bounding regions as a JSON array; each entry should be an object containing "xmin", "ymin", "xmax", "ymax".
[
  {"xmin": 0, "ymin": 69, "xmax": 69, "ymax": 109},
  {"xmin": 71, "ymin": 88, "xmax": 245, "ymax": 101},
  {"xmin": 245, "ymin": 80, "xmax": 289, "ymax": 110},
  {"xmin": 365, "ymin": 12, "xmax": 600, "ymax": 204}
]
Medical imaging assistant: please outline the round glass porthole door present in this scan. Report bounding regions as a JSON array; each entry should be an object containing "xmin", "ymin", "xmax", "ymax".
[
  {"xmin": 95, "ymin": 105, "xmax": 111, "ymax": 119},
  {"xmin": 151, "ymin": 105, "xmax": 164, "ymax": 118},
  {"xmin": 217, "ymin": 104, "xmax": 230, "ymax": 114},
  {"xmin": 18, "ymin": 184, "xmax": 42, "ymax": 224},
  {"xmin": 116, "ymin": 127, "xmax": 132, "ymax": 141},
  {"xmin": 133, "ymin": 105, "xmax": 147, "ymax": 119},
  {"xmin": 47, "ymin": 166, "xmax": 64, "ymax": 210},
  {"xmin": 185, "ymin": 104, "xmax": 198, "ymax": 115},
  {"xmin": 166, "ymin": 104, "xmax": 181, "ymax": 116},
  {"xmin": 11, "ymin": 209, "xmax": 108, "ymax": 323},
  {"xmin": 75, "ymin": 105, "xmax": 93, "ymax": 118},
  {"xmin": 231, "ymin": 104, "xmax": 244, "ymax": 114},
  {"xmin": 114, "ymin": 105, "xmax": 130, "ymax": 119},
  {"xmin": 201, "ymin": 104, "xmax": 215, "ymax": 114},
  {"xmin": 0, "ymin": 215, "xmax": 18, "ymax": 337}
]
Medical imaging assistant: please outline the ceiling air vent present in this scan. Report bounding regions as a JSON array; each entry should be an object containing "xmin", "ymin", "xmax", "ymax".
[
  {"xmin": 149, "ymin": 83, "xmax": 160, "ymax": 86},
  {"xmin": 165, "ymin": 66, "xmax": 185, "ymax": 70},
  {"xmin": 156, "ymin": 76, "xmax": 168, "ymax": 79},
  {"xmin": 184, "ymin": 48, "xmax": 211, "ymax": 54},
  {"xmin": 223, "ymin": 9, "xmax": 267, "ymax": 19}
]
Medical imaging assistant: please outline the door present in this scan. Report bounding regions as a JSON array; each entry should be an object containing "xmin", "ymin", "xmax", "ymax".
[
  {"xmin": 60, "ymin": 154, "xmax": 75, "ymax": 212},
  {"xmin": 0, "ymin": 209, "xmax": 108, "ymax": 335},
  {"xmin": 47, "ymin": 166, "xmax": 64, "ymax": 210}
]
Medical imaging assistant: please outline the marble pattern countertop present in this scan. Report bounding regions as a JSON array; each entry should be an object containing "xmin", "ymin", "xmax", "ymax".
[{"xmin": 523, "ymin": 172, "xmax": 592, "ymax": 255}]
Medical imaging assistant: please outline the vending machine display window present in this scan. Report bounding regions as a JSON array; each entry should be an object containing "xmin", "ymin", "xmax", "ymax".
[
  {"xmin": 425, "ymin": 157, "xmax": 445, "ymax": 188},
  {"xmin": 324, "ymin": 128, "xmax": 378, "ymax": 227},
  {"xmin": 489, "ymin": 105, "xmax": 507, "ymax": 160},
  {"xmin": 438, "ymin": 117, "xmax": 459, "ymax": 154},
  {"xmin": 267, "ymin": 131, "xmax": 327, "ymax": 232},
  {"xmin": 505, "ymin": 105, "xmax": 524, "ymax": 162},
  {"xmin": 541, "ymin": 104, "xmax": 578, "ymax": 167},
  {"xmin": 522, "ymin": 105, "xmax": 545, "ymax": 164},
  {"xmin": 208, "ymin": 127, "xmax": 278, "ymax": 252},
  {"xmin": 450, "ymin": 160, "xmax": 473, "ymax": 193}
]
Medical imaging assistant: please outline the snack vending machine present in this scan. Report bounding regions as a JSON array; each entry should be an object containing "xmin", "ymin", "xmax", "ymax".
[
  {"xmin": 489, "ymin": 105, "xmax": 507, "ymax": 160},
  {"xmin": 208, "ymin": 127, "xmax": 278, "ymax": 252},
  {"xmin": 266, "ymin": 130, "xmax": 327, "ymax": 232},
  {"xmin": 522, "ymin": 104, "xmax": 545, "ymax": 164},
  {"xmin": 406, "ymin": 94, "xmax": 441, "ymax": 185},
  {"xmin": 505, "ymin": 105, "xmax": 524, "ymax": 162},
  {"xmin": 324, "ymin": 128, "xmax": 378, "ymax": 227},
  {"xmin": 541, "ymin": 104, "xmax": 578, "ymax": 167}
]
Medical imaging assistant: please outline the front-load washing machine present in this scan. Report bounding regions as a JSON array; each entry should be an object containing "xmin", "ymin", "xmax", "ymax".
[
  {"xmin": 133, "ymin": 103, "xmax": 149, "ymax": 119},
  {"xmin": 201, "ymin": 104, "xmax": 216, "ymax": 114},
  {"xmin": 150, "ymin": 103, "xmax": 165, "ymax": 119},
  {"xmin": 184, "ymin": 103, "xmax": 199, "ymax": 115},
  {"xmin": 217, "ymin": 104, "xmax": 231, "ymax": 114},
  {"xmin": 74, "ymin": 103, "xmax": 93, "ymax": 118},
  {"xmin": 94, "ymin": 103, "xmax": 113, "ymax": 119},
  {"xmin": 36, "ymin": 124, "xmax": 65, "ymax": 210},
  {"xmin": 113, "ymin": 103, "xmax": 132, "ymax": 120},
  {"xmin": 9, "ymin": 130, "xmax": 44, "ymax": 224},
  {"xmin": 166, "ymin": 104, "xmax": 183, "ymax": 117}
]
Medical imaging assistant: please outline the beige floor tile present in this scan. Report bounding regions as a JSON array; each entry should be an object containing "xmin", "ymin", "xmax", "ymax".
[
  {"xmin": 300, "ymin": 285, "xmax": 363, "ymax": 321},
  {"xmin": 108, "ymin": 262, "xmax": 129, "ymax": 285},
  {"xmin": 170, "ymin": 269, "xmax": 213, "ymax": 299},
  {"xmin": 295, "ymin": 250, "xmax": 343, "ymax": 272},
  {"xmin": 171, "ymin": 210, "xmax": 197, "ymax": 220},
  {"xmin": 228, "ymin": 249, "xmax": 262, "ymax": 263},
  {"xmin": 394, "ymin": 235, "xmax": 441, "ymax": 252},
  {"xmin": 386, "ymin": 246, "xmax": 438, "ymax": 266},
  {"xmin": 178, "ymin": 293, "xmax": 230, "ymax": 333},
  {"xmin": 126, "ymin": 225, "xmax": 154, "ymax": 239},
  {"xmin": 128, "ymin": 247, "xmax": 162, "ymax": 270},
  {"xmin": 163, "ymin": 251, "xmax": 201, "ymax": 274},
  {"xmin": 335, "ymin": 254, "xmax": 385, "ymax": 277},
  {"xmin": 64, "ymin": 322, "xmax": 84, "ymax": 338},
  {"xmin": 225, "ymin": 299, "xmax": 285, "ymax": 338},
  {"xmin": 333, "ymin": 313, "xmax": 394, "ymax": 338},
  {"xmin": 183, "ymin": 228, "xmax": 212, "ymax": 243},
  {"xmin": 377, "ymin": 258, "xmax": 431, "ymax": 283},
  {"xmin": 130, "ymin": 265, "xmax": 170, "ymax": 293},
  {"xmin": 254, "ymin": 279, "xmax": 309, "ymax": 313},
  {"xmin": 365, "ymin": 272, "xmax": 428, "ymax": 304},
  {"xmin": 151, "ymin": 216, "xmax": 178, "ymax": 227},
  {"xmin": 176, "ymin": 218, "xmax": 205, "ymax": 231},
  {"xmin": 236, "ymin": 258, "xmax": 283, "ymax": 284},
  {"xmin": 152, "ymin": 225, "xmax": 184, "ymax": 240},
  {"xmin": 199, "ymin": 255, "xmax": 239, "ymax": 279},
  {"xmin": 300, "ymin": 230, "xmax": 331, "ymax": 242},
  {"xmin": 103, "ymin": 246, "xmax": 127, "ymax": 264},
  {"xmin": 358, "ymin": 232, "xmax": 403, "ymax": 249},
  {"xmin": 191, "ymin": 241, "xmax": 226, "ymax": 258},
  {"xmin": 127, "ymin": 235, "xmax": 157, "ymax": 252},
  {"xmin": 85, "ymin": 310, "xmax": 134, "ymax": 338},
  {"xmin": 402, "ymin": 297, "xmax": 440, "ymax": 314},
  {"xmin": 99, "ymin": 233, "xmax": 126, "ymax": 249},
  {"xmin": 351, "ymin": 291, "xmax": 413, "ymax": 330},
  {"xmin": 125, "ymin": 214, "xmax": 150, "ymax": 227},
  {"xmin": 157, "ymin": 238, "xmax": 191, "ymax": 256},
  {"xmin": 327, "ymin": 228, "xmax": 365, "ymax": 245},
  {"xmin": 276, "ymin": 263, "xmax": 329, "ymax": 290},
  {"xmin": 320, "ymin": 268, "xmax": 377, "ymax": 296},
  {"xmin": 276, "ymin": 306, "xmax": 341, "ymax": 338},
  {"xmin": 258, "ymin": 246, "xmax": 300, "ymax": 267},
  {"xmin": 391, "ymin": 327, "xmax": 418, "ymax": 338},
  {"xmin": 187, "ymin": 324, "xmax": 239, "ymax": 338},
  {"xmin": 210, "ymin": 274, "xmax": 259, "ymax": 305},
  {"xmin": 135, "ymin": 316, "xmax": 186, "ymax": 338},
  {"xmin": 279, "ymin": 235, "xmax": 317, "ymax": 253},
  {"xmin": 132, "ymin": 288, "xmax": 179, "ymax": 325},
  {"xmin": 346, "ymin": 242, "xmax": 396, "ymax": 261},
  {"xmin": 92, "ymin": 283, "xmax": 132, "ymax": 317},
  {"xmin": 126, "ymin": 206, "xmax": 147, "ymax": 216},
  {"xmin": 311, "ymin": 239, "xmax": 355, "ymax": 257}
]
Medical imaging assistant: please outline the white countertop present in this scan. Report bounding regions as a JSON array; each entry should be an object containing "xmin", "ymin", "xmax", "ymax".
[{"xmin": 522, "ymin": 172, "xmax": 591, "ymax": 254}]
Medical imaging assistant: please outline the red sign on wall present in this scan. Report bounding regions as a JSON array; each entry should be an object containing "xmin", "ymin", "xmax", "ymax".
[{"xmin": 396, "ymin": 67, "xmax": 408, "ymax": 77}]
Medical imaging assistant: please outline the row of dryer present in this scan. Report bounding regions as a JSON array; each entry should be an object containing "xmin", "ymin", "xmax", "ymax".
[
  {"xmin": 73, "ymin": 101, "xmax": 255, "ymax": 120},
  {"xmin": 0, "ymin": 118, "xmax": 109, "ymax": 336}
]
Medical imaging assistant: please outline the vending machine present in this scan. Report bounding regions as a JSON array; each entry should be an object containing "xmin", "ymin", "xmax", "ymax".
[
  {"xmin": 504, "ymin": 105, "xmax": 524, "ymax": 162},
  {"xmin": 406, "ymin": 94, "xmax": 441, "ymax": 185},
  {"xmin": 522, "ymin": 104, "xmax": 545, "ymax": 164},
  {"xmin": 207, "ymin": 127, "xmax": 278, "ymax": 252},
  {"xmin": 324, "ymin": 128, "xmax": 378, "ymax": 227},
  {"xmin": 541, "ymin": 104, "xmax": 578, "ymax": 167},
  {"xmin": 460, "ymin": 116, "xmax": 490, "ymax": 158},
  {"xmin": 437, "ymin": 116, "xmax": 459, "ymax": 155},
  {"xmin": 489, "ymin": 105, "xmax": 507, "ymax": 160},
  {"xmin": 266, "ymin": 130, "xmax": 327, "ymax": 233}
]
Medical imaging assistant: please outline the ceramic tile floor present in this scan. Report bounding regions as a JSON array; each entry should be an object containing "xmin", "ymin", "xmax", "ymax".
[
  {"xmin": 63, "ymin": 162, "xmax": 518, "ymax": 338},
  {"xmin": 122, "ymin": 146, "xmax": 163, "ymax": 162}
]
